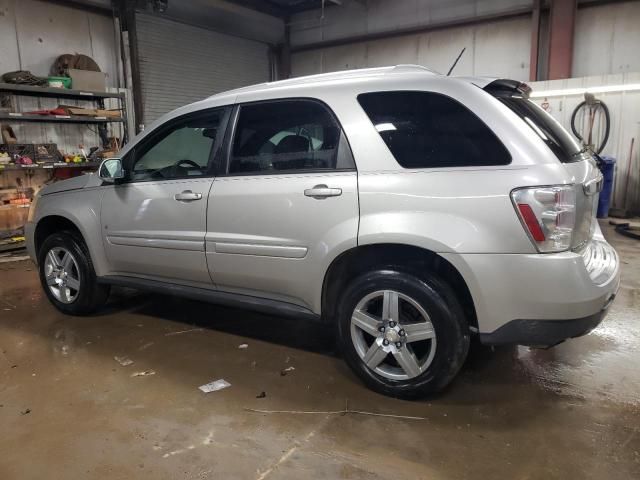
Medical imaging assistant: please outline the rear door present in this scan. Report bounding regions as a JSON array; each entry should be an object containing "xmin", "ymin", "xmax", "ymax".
[
  {"xmin": 101, "ymin": 107, "xmax": 230, "ymax": 285},
  {"xmin": 206, "ymin": 99, "xmax": 359, "ymax": 309}
]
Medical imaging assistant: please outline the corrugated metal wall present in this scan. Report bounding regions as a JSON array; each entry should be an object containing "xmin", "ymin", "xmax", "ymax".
[
  {"xmin": 290, "ymin": 1, "xmax": 640, "ymax": 80},
  {"xmin": 136, "ymin": 13, "xmax": 270, "ymax": 126},
  {"xmin": 291, "ymin": 16, "xmax": 532, "ymax": 81}
]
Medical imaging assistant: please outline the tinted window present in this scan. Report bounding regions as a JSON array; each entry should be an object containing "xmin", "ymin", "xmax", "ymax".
[
  {"xmin": 498, "ymin": 97, "xmax": 582, "ymax": 163},
  {"xmin": 358, "ymin": 91, "xmax": 511, "ymax": 168},
  {"xmin": 131, "ymin": 110, "xmax": 225, "ymax": 181},
  {"xmin": 229, "ymin": 100, "xmax": 351, "ymax": 174}
]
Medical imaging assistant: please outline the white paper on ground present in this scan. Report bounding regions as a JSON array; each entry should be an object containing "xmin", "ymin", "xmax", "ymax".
[
  {"xmin": 114, "ymin": 356, "xmax": 134, "ymax": 366},
  {"xmin": 199, "ymin": 379, "xmax": 231, "ymax": 393}
]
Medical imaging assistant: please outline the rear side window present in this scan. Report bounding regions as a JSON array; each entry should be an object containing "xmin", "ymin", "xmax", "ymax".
[
  {"xmin": 357, "ymin": 91, "xmax": 511, "ymax": 168},
  {"xmin": 229, "ymin": 99, "xmax": 354, "ymax": 174}
]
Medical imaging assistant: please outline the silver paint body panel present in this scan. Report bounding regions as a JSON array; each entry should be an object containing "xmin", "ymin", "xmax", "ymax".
[{"xmin": 26, "ymin": 66, "xmax": 619, "ymax": 335}]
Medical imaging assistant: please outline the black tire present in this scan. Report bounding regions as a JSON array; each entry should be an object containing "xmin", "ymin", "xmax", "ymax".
[
  {"xmin": 337, "ymin": 269, "xmax": 469, "ymax": 399},
  {"xmin": 38, "ymin": 230, "xmax": 110, "ymax": 315}
]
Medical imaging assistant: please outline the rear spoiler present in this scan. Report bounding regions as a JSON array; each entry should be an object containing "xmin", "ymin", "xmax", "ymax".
[{"xmin": 483, "ymin": 79, "xmax": 532, "ymax": 99}]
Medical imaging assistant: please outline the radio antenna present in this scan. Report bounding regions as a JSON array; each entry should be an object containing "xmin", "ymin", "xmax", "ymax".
[{"xmin": 447, "ymin": 47, "xmax": 466, "ymax": 76}]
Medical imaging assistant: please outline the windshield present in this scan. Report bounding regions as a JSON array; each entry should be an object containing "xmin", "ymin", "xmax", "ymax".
[{"xmin": 498, "ymin": 96, "xmax": 583, "ymax": 163}]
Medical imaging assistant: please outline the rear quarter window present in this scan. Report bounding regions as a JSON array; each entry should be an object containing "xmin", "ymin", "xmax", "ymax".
[{"xmin": 357, "ymin": 91, "xmax": 511, "ymax": 169}]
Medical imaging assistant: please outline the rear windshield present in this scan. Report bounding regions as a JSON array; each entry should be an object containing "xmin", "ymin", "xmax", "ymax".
[{"xmin": 498, "ymin": 96, "xmax": 582, "ymax": 163}]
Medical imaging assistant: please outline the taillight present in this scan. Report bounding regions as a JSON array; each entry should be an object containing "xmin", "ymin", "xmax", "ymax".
[{"xmin": 511, "ymin": 185, "xmax": 576, "ymax": 252}]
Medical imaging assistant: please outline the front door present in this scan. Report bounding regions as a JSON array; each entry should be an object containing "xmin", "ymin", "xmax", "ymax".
[
  {"xmin": 101, "ymin": 107, "xmax": 230, "ymax": 286},
  {"xmin": 206, "ymin": 99, "xmax": 359, "ymax": 309}
]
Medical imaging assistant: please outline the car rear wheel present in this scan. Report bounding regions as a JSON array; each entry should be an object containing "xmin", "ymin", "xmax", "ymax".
[
  {"xmin": 38, "ymin": 231, "xmax": 110, "ymax": 315},
  {"xmin": 337, "ymin": 270, "xmax": 469, "ymax": 399}
]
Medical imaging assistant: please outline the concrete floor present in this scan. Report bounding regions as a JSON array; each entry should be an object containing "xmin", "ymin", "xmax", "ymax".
[{"xmin": 1, "ymin": 222, "xmax": 639, "ymax": 479}]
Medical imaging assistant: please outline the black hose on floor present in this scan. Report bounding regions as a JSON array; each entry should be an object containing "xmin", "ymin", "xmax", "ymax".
[{"xmin": 615, "ymin": 223, "xmax": 640, "ymax": 241}]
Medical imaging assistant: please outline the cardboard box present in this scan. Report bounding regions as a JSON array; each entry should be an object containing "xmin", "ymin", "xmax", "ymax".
[
  {"xmin": 59, "ymin": 105, "xmax": 97, "ymax": 116},
  {"xmin": 0, "ymin": 204, "xmax": 28, "ymax": 231},
  {"xmin": 95, "ymin": 109, "xmax": 121, "ymax": 118},
  {"xmin": 69, "ymin": 69, "xmax": 106, "ymax": 92}
]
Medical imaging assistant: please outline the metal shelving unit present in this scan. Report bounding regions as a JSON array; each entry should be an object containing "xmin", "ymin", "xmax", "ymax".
[
  {"xmin": 0, "ymin": 112, "xmax": 123, "ymax": 124},
  {"xmin": 0, "ymin": 82, "xmax": 129, "ymax": 143},
  {"xmin": 0, "ymin": 84, "xmax": 118, "ymax": 238},
  {"xmin": 0, "ymin": 162, "xmax": 100, "ymax": 172},
  {"xmin": 0, "ymin": 82, "xmax": 125, "ymax": 100}
]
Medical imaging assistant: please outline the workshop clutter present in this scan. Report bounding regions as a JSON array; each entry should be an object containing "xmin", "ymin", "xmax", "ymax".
[
  {"xmin": 3, "ymin": 54, "xmax": 105, "ymax": 91},
  {"xmin": 21, "ymin": 104, "xmax": 122, "ymax": 120},
  {"xmin": 1, "ymin": 186, "xmax": 33, "ymax": 206},
  {"xmin": 0, "ymin": 53, "xmax": 126, "ymax": 175},
  {"xmin": 0, "ymin": 141, "xmax": 121, "ymax": 168},
  {"xmin": 0, "ymin": 142, "xmax": 77, "ymax": 166},
  {"xmin": 0, "ymin": 50, "xmax": 127, "ymax": 244}
]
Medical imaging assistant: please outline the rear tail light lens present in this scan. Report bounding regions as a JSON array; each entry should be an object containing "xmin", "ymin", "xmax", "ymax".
[{"xmin": 511, "ymin": 185, "xmax": 576, "ymax": 252}]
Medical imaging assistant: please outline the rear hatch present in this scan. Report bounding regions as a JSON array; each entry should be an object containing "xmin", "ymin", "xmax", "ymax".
[{"xmin": 484, "ymin": 79, "xmax": 602, "ymax": 250}]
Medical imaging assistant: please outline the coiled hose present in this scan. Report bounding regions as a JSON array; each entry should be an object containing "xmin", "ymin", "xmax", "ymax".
[{"xmin": 570, "ymin": 99, "xmax": 610, "ymax": 155}]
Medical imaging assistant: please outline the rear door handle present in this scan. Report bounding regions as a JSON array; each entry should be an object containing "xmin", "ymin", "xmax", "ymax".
[
  {"xmin": 174, "ymin": 190, "xmax": 203, "ymax": 202},
  {"xmin": 304, "ymin": 184, "xmax": 342, "ymax": 199}
]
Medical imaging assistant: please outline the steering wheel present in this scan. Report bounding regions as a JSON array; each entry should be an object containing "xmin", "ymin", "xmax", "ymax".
[
  {"xmin": 146, "ymin": 159, "xmax": 204, "ymax": 180},
  {"xmin": 175, "ymin": 159, "xmax": 202, "ymax": 170},
  {"xmin": 171, "ymin": 159, "xmax": 204, "ymax": 177}
]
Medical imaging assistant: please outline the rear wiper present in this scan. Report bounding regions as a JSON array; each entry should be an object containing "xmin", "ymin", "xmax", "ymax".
[{"xmin": 571, "ymin": 147, "xmax": 590, "ymax": 157}]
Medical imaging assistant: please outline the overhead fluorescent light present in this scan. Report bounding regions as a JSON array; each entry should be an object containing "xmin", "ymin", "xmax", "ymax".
[{"xmin": 531, "ymin": 83, "xmax": 640, "ymax": 98}]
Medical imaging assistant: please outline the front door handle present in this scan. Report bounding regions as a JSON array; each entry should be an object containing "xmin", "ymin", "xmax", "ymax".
[
  {"xmin": 304, "ymin": 184, "xmax": 342, "ymax": 199},
  {"xmin": 174, "ymin": 190, "xmax": 203, "ymax": 202}
]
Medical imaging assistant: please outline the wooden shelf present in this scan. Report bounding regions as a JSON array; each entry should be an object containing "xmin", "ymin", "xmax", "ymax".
[
  {"xmin": 0, "ymin": 112, "xmax": 123, "ymax": 124},
  {"xmin": 0, "ymin": 82, "xmax": 124, "ymax": 100}
]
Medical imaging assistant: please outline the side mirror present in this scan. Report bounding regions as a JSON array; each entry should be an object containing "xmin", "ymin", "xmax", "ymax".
[{"xmin": 99, "ymin": 158, "xmax": 124, "ymax": 183}]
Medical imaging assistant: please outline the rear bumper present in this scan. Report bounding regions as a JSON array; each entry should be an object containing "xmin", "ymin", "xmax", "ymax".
[
  {"xmin": 443, "ymin": 236, "xmax": 620, "ymax": 346},
  {"xmin": 479, "ymin": 295, "xmax": 614, "ymax": 346}
]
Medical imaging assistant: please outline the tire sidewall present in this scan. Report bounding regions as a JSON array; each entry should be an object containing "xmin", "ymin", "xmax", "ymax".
[{"xmin": 337, "ymin": 269, "xmax": 469, "ymax": 398}]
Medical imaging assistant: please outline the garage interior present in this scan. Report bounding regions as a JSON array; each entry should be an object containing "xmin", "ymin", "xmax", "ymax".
[{"xmin": 1, "ymin": 0, "xmax": 640, "ymax": 478}]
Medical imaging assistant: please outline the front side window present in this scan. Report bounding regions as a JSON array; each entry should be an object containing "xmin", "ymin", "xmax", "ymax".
[
  {"xmin": 229, "ymin": 100, "xmax": 349, "ymax": 174},
  {"xmin": 358, "ymin": 91, "xmax": 511, "ymax": 169},
  {"xmin": 131, "ymin": 109, "xmax": 225, "ymax": 181}
]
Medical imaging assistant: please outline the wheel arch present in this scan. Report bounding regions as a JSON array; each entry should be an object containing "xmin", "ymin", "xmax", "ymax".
[
  {"xmin": 33, "ymin": 212, "xmax": 108, "ymax": 277},
  {"xmin": 321, "ymin": 243, "xmax": 478, "ymax": 331},
  {"xmin": 34, "ymin": 215, "xmax": 83, "ymax": 256}
]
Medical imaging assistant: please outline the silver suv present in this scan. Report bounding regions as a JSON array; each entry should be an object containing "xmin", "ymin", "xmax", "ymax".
[{"xmin": 25, "ymin": 66, "xmax": 620, "ymax": 398}]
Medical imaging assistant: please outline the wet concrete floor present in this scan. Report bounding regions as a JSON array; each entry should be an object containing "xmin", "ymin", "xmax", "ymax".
[{"xmin": 1, "ymin": 222, "xmax": 639, "ymax": 479}]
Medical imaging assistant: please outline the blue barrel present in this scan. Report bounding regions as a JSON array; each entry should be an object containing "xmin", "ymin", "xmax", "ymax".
[{"xmin": 597, "ymin": 155, "xmax": 616, "ymax": 218}]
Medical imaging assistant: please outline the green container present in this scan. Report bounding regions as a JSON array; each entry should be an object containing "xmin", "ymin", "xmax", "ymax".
[{"xmin": 47, "ymin": 76, "xmax": 71, "ymax": 89}]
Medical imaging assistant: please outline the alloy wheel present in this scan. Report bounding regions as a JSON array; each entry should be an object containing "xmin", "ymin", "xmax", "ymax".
[
  {"xmin": 43, "ymin": 247, "xmax": 81, "ymax": 304},
  {"xmin": 350, "ymin": 290, "xmax": 437, "ymax": 380}
]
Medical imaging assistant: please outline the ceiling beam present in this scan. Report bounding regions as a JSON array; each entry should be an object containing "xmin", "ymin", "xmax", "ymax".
[{"xmin": 224, "ymin": 0, "xmax": 287, "ymax": 18}]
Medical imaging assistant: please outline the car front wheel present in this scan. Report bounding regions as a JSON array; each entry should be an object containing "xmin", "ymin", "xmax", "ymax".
[
  {"xmin": 38, "ymin": 231, "xmax": 110, "ymax": 315},
  {"xmin": 337, "ymin": 270, "xmax": 469, "ymax": 399}
]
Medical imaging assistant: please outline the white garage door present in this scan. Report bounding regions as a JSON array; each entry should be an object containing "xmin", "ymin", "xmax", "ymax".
[{"xmin": 136, "ymin": 13, "xmax": 270, "ymax": 125}]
